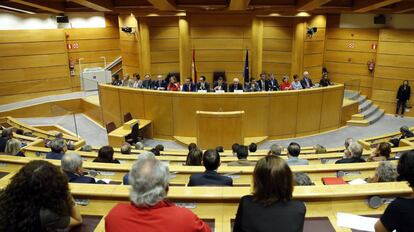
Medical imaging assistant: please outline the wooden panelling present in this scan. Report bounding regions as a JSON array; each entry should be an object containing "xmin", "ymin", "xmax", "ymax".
[
  {"xmin": 296, "ymin": 90, "xmax": 323, "ymax": 134},
  {"xmin": 325, "ymin": 62, "xmax": 372, "ymax": 76},
  {"xmin": 326, "ymin": 28, "xmax": 379, "ymax": 40},
  {"xmin": 0, "ymin": 78, "xmax": 70, "ymax": 96},
  {"xmin": 0, "ymin": 90, "xmax": 72, "ymax": 105},
  {"xmin": 325, "ymin": 39, "xmax": 377, "ymax": 53},
  {"xmin": 151, "ymin": 50, "xmax": 178, "ymax": 64},
  {"xmin": 0, "ymin": 54, "xmax": 67, "ymax": 70},
  {"xmin": 191, "ymin": 15, "xmax": 252, "ymax": 26},
  {"xmin": 379, "ymin": 29, "xmax": 414, "ymax": 42},
  {"xmin": 376, "ymin": 54, "xmax": 414, "ymax": 69},
  {"xmin": 268, "ymin": 92, "xmax": 298, "ymax": 136},
  {"xmin": 374, "ymin": 66, "xmax": 414, "ymax": 80},
  {"xmin": 305, "ymin": 28, "xmax": 326, "ymax": 41},
  {"xmin": 151, "ymin": 38, "xmax": 179, "ymax": 51},
  {"xmin": 119, "ymin": 15, "xmax": 140, "ymax": 77},
  {"xmin": 0, "ymin": 66, "xmax": 68, "ymax": 83},
  {"xmin": 324, "ymin": 51, "xmax": 375, "ymax": 64},
  {"xmin": 151, "ymin": 63, "xmax": 180, "ymax": 75},
  {"xmin": 371, "ymin": 89, "xmax": 395, "ymax": 103},
  {"xmin": 65, "ymin": 28, "xmax": 119, "ymax": 40},
  {"xmin": 263, "ymin": 18, "xmax": 293, "ymax": 27},
  {"xmin": 99, "ymin": 86, "xmax": 122, "ymax": 126},
  {"xmin": 0, "ymin": 41, "xmax": 66, "ymax": 57},
  {"xmin": 66, "ymin": 39, "xmax": 120, "ymax": 52},
  {"xmin": 304, "ymin": 41, "xmax": 324, "ymax": 54},
  {"xmin": 320, "ymin": 88, "xmax": 343, "ymax": 129},
  {"xmin": 262, "ymin": 63, "xmax": 291, "ymax": 76},
  {"xmin": 372, "ymin": 77, "xmax": 404, "ymax": 92},
  {"xmin": 329, "ymin": 73, "xmax": 372, "ymax": 88},
  {"xmin": 0, "ymin": 29, "xmax": 64, "ymax": 43},
  {"xmin": 304, "ymin": 53, "xmax": 324, "ymax": 68},
  {"xmin": 191, "ymin": 26, "xmax": 251, "ymax": 39},
  {"xmin": 262, "ymin": 51, "xmax": 292, "ymax": 63},
  {"xmin": 263, "ymin": 39, "xmax": 292, "ymax": 51}
]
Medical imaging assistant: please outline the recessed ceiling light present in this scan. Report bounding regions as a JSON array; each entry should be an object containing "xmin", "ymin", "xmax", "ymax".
[{"xmin": 296, "ymin": 12, "xmax": 310, "ymax": 17}]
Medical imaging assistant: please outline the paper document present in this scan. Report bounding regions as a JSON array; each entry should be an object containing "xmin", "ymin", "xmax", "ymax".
[{"xmin": 337, "ymin": 212, "xmax": 378, "ymax": 232}]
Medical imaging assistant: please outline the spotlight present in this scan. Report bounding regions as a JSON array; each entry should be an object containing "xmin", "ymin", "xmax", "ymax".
[
  {"xmin": 306, "ymin": 27, "xmax": 317, "ymax": 38},
  {"xmin": 121, "ymin": 27, "xmax": 133, "ymax": 34}
]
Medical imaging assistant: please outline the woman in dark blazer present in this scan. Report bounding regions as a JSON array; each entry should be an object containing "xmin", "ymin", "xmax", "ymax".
[
  {"xmin": 233, "ymin": 155, "xmax": 306, "ymax": 232},
  {"xmin": 93, "ymin": 146, "xmax": 120, "ymax": 164},
  {"xmin": 396, "ymin": 80, "xmax": 411, "ymax": 117}
]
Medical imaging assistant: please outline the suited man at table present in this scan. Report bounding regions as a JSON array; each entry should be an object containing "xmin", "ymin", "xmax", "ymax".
[
  {"xmin": 152, "ymin": 74, "xmax": 167, "ymax": 90},
  {"xmin": 257, "ymin": 73, "xmax": 269, "ymax": 91},
  {"xmin": 140, "ymin": 74, "xmax": 152, "ymax": 89},
  {"xmin": 196, "ymin": 75, "xmax": 210, "ymax": 92},
  {"xmin": 229, "ymin": 78, "xmax": 243, "ymax": 92},
  {"xmin": 182, "ymin": 77, "xmax": 196, "ymax": 92},
  {"xmin": 268, "ymin": 73, "xmax": 280, "ymax": 91},
  {"xmin": 300, "ymin": 71, "xmax": 313, "ymax": 89},
  {"xmin": 213, "ymin": 76, "xmax": 228, "ymax": 92}
]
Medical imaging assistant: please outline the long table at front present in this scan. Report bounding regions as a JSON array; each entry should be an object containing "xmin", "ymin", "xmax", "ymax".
[
  {"xmin": 0, "ymin": 171, "xmax": 410, "ymax": 232},
  {"xmin": 99, "ymin": 84, "xmax": 345, "ymax": 144}
]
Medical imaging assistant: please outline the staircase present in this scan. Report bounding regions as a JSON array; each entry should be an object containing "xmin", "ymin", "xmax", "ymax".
[{"xmin": 345, "ymin": 90, "xmax": 385, "ymax": 126}]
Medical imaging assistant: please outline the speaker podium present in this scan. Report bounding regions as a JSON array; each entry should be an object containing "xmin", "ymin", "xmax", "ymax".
[{"xmin": 196, "ymin": 111, "xmax": 245, "ymax": 150}]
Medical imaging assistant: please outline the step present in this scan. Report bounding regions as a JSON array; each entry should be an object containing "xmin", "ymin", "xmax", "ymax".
[
  {"xmin": 344, "ymin": 90, "xmax": 360, "ymax": 100},
  {"xmin": 357, "ymin": 95, "xmax": 367, "ymax": 104},
  {"xmin": 359, "ymin": 99, "xmax": 373, "ymax": 112},
  {"xmin": 351, "ymin": 114, "xmax": 365, "ymax": 120},
  {"xmin": 366, "ymin": 109, "xmax": 385, "ymax": 125},
  {"xmin": 347, "ymin": 119, "xmax": 370, "ymax": 126},
  {"xmin": 361, "ymin": 104, "xmax": 379, "ymax": 119}
]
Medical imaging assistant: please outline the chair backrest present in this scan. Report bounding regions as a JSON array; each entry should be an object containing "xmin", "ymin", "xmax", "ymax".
[
  {"xmin": 129, "ymin": 123, "xmax": 140, "ymax": 143},
  {"xmin": 106, "ymin": 122, "xmax": 116, "ymax": 133},
  {"xmin": 213, "ymin": 71, "xmax": 226, "ymax": 82},
  {"xmin": 124, "ymin": 112, "xmax": 133, "ymax": 123}
]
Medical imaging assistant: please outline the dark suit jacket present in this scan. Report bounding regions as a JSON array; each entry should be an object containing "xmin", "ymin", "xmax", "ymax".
[
  {"xmin": 141, "ymin": 79, "xmax": 152, "ymax": 89},
  {"xmin": 319, "ymin": 78, "xmax": 331, "ymax": 87},
  {"xmin": 45, "ymin": 152, "xmax": 64, "ymax": 160},
  {"xmin": 397, "ymin": 85, "xmax": 411, "ymax": 101},
  {"xmin": 300, "ymin": 78, "xmax": 313, "ymax": 89},
  {"xmin": 196, "ymin": 82, "xmax": 210, "ymax": 91},
  {"xmin": 65, "ymin": 171, "xmax": 96, "ymax": 184},
  {"xmin": 335, "ymin": 157, "xmax": 366, "ymax": 164},
  {"xmin": 257, "ymin": 79, "xmax": 269, "ymax": 91},
  {"xmin": 229, "ymin": 83, "xmax": 243, "ymax": 92},
  {"xmin": 268, "ymin": 79, "xmax": 280, "ymax": 91},
  {"xmin": 152, "ymin": 80, "xmax": 166, "ymax": 90},
  {"xmin": 188, "ymin": 170, "xmax": 233, "ymax": 186},
  {"xmin": 182, "ymin": 83, "xmax": 196, "ymax": 92},
  {"xmin": 213, "ymin": 82, "xmax": 228, "ymax": 92},
  {"xmin": 0, "ymin": 137, "xmax": 9, "ymax": 152}
]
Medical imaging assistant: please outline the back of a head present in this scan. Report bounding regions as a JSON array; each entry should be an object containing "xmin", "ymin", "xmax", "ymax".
[
  {"xmin": 232, "ymin": 143, "xmax": 240, "ymax": 153},
  {"xmin": 98, "ymin": 146, "xmax": 114, "ymax": 160},
  {"xmin": 150, "ymin": 148, "xmax": 160, "ymax": 156},
  {"xmin": 348, "ymin": 142, "xmax": 363, "ymax": 159},
  {"xmin": 269, "ymin": 144, "xmax": 282, "ymax": 156},
  {"xmin": 377, "ymin": 142, "xmax": 391, "ymax": 159},
  {"xmin": 253, "ymin": 156, "xmax": 293, "ymax": 205},
  {"xmin": 1, "ymin": 128, "xmax": 12, "ymax": 138},
  {"xmin": 81, "ymin": 145, "xmax": 93, "ymax": 152},
  {"xmin": 216, "ymin": 146, "xmax": 224, "ymax": 153},
  {"xmin": 138, "ymin": 151, "xmax": 156, "ymax": 160},
  {"xmin": 129, "ymin": 158, "xmax": 169, "ymax": 207},
  {"xmin": 66, "ymin": 141, "xmax": 75, "ymax": 151},
  {"xmin": 155, "ymin": 144, "xmax": 164, "ymax": 151},
  {"xmin": 186, "ymin": 149, "xmax": 203, "ymax": 166},
  {"xmin": 5, "ymin": 138, "xmax": 21, "ymax": 155},
  {"xmin": 344, "ymin": 138, "xmax": 353, "ymax": 149},
  {"xmin": 376, "ymin": 161, "xmax": 398, "ymax": 182},
  {"xmin": 121, "ymin": 144, "xmax": 132, "ymax": 154},
  {"xmin": 61, "ymin": 153, "xmax": 83, "ymax": 173},
  {"xmin": 188, "ymin": 143, "xmax": 197, "ymax": 152},
  {"xmin": 249, "ymin": 143, "xmax": 257, "ymax": 153},
  {"xmin": 0, "ymin": 160, "xmax": 70, "ymax": 231},
  {"xmin": 134, "ymin": 142, "xmax": 144, "ymax": 150},
  {"xmin": 397, "ymin": 151, "xmax": 414, "ymax": 188},
  {"xmin": 50, "ymin": 139, "xmax": 66, "ymax": 153},
  {"xmin": 401, "ymin": 125, "xmax": 410, "ymax": 134},
  {"xmin": 294, "ymin": 172, "xmax": 314, "ymax": 186},
  {"xmin": 236, "ymin": 145, "xmax": 249, "ymax": 160},
  {"xmin": 202, "ymin": 149, "xmax": 220, "ymax": 171},
  {"xmin": 287, "ymin": 142, "xmax": 301, "ymax": 157}
]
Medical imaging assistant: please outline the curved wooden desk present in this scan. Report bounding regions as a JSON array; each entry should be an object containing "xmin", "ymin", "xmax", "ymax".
[{"xmin": 99, "ymin": 84, "xmax": 344, "ymax": 144}]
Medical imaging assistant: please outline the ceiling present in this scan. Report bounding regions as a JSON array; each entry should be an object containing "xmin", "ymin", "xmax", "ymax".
[{"xmin": 0, "ymin": 0, "xmax": 414, "ymax": 15}]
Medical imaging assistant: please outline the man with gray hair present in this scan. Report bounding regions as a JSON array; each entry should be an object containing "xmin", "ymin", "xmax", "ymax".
[
  {"xmin": 336, "ymin": 142, "xmax": 366, "ymax": 164},
  {"xmin": 268, "ymin": 144, "xmax": 283, "ymax": 156},
  {"xmin": 46, "ymin": 139, "xmax": 67, "ymax": 160},
  {"xmin": 367, "ymin": 161, "xmax": 398, "ymax": 183},
  {"xmin": 0, "ymin": 128, "xmax": 13, "ymax": 152},
  {"xmin": 105, "ymin": 157, "xmax": 211, "ymax": 232},
  {"xmin": 61, "ymin": 153, "xmax": 96, "ymax": 183},
  {"xmin": 121, "ymin": 143, "xmax": 132, "ymax": 154},
  {"xmin": 123, "ymin": 151, "xmax": 155, "ymax": 185}
]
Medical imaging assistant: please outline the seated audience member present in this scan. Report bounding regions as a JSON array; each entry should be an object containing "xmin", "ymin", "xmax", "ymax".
[
  {"xmin": 291, "ymin": 74, "xmax": 303, "ymax": 90},
  {"xmin": 80, "ymin": 145, "xmax": 93, "ymax": 152},
  {"xmin": 344, "ymin": 137, "xmax": 353, "ymax": 157},
  {"xmin": 134, "ymin": 142, "xmax": 144, "ymax": 150},
  {"xmin": 4, "ymin": 138, "xmax": 25, "ymax": 157},
  {"xmin": 123, "ymin": 152, "xmax": 155, "ymax": 185},
  {"xmin": 0, "ymin": 128, "xmax": 13, "ymax": 152},
  {"xmin": 287, "ymin": 142, "xmax": 309, "ymax": 166},
  {"xmin": 280, "ymin": 75, "xmax": 292, "ymax": 90},
  {"xmin": 216, "ymin": 146, "xmax": 224, "ymax": 153},
  {"xmin": 182, "ymin": 77, "xmax": 196, "ymax": 92},
  {"xmin": 186, "ymin": 149, "xmax": 203, "ymax": 166},
  {"xmin": 150, "ymin": 148, "xmax": 160, "ymax": 156},
  {"xmin": 167, "ymin": 76, "xmax": 180, "ymax": 91},
  {"xmin": 249, "ymin": 143, "xmax": 257, "ymax": 153},
  {"xmin": 188, "ymin": 149, "xmax": 233, "ymax": 186},
  {"xmin": 188, "ymin": 142, "xmax": 197, "ymax": 152},
  {"xmin": 390, "ymin": 125, "xmax": 414, "ymax": 147},
  {"xmin": 155, "ymin": 144, "xmax": 165, "ymax": 152},
  {"xmin": 55, "ymin": 132, "xmax": 64, "ymax": 140},
  {"xmin": 152, "ymin": 74, "xmax": 166, "ymax": 90},
  {"xmin": 228, "ymin": 145, "xmax": 256, "ymax": 166},
  {"xmin": 213, "ymin": 76, "xmax": 228, "ymax": 92},
  {"xmin": 244, "ymin": 78, "xmax": 260, "ymax": 92},
  {"xmin": 368, "ymin": 142, "xmax": 392, "ymax": 162},
  {"xmin": 196, "ymin": 76, "xmax": 210, "ymax": 91},
  {"xmin": 61, "ymin": 153, "xmax": 97, "ymax": 184},
  {"xmin": 140, "ymin": 74, "xmax": 152, "ymax": 89},
  {"xmin": 268, "ymin": 144, "xmax": 283, "ymax": 156},
  {"xmin": 67, "ymin": 141, "xmax": 76, "ymax": 151},
  {"xmin": 229, "ymin": 78, "xmax": 243, "ymax": 92},
  {"xmin": 375, "ymin": 151, "xmax": 414, "ymax": 232},
  {"xmin": 335, "ymin": 142, "xmax": 365, "ymax": 164},
  {"xmin": 94, "ymin": 146, "xmax": 120, "ymax": 164},
  {"xmin": 314, "ymin": 144, "xmax": 327, "ymax": 154},
  {"xmin": 257, "ymin": 73, "xmax": 269, "ymax": 91},
  {"xmin": 46, "ymin": 139, "xmax": 67, "ymax": 160},
  {"xmin": 366, "ymin": 161, "xmax": 398, "ymax": 183},
  {"xmin": 268, "ymin": 73, "xmax": 280, "ymax": 91},
  {"xmin": 319, "ymin": 72, "xmax": 332, "ymax": 87},
  {"xmin": 232, "ymin": 143, "xmax": 240, "ymax": 156},
  {"xmin": 233, "ymin": 156, "xmax": 306, "ymax": 232},
  {"xmin": 106, "ymin": 158, "xmax": 211, "ymax": 232},
  {"xmin": 0, "ymin": 160, "xmax": 82, "ymax": 231},
  {"xmin": 131, "ymin": 73, "xmax": 142, "ymax": 88},
  {"xmin": 121, "ymin": 74, "xmax": 131, "ymax": 87},
  {"xmin": 121, "ymin": 143, "xmax": 132, "ymax": 155},
  {"xmin": 294, "ymin": 172, "xmax": 314, "ymax": 186},
  {"xmin": 300, "ymin": 71, "xmax": 313, "ymax": 89},
  {"xmin": 111, "ymin": 74, "xmax": 122, "ymax": 86},
  {"xmin": 15, "ymin": 129, "xmax": 24, "ymax": 135}
]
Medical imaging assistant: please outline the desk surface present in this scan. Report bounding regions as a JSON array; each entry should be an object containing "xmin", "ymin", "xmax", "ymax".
[{"xmin": 108, "ymin": 119, "xmax": 152, "ymax": 137}]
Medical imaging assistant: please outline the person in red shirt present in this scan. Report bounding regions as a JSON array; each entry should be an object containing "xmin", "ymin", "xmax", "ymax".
[
  {"xmin": 167, "ymin": 75, "xmax": 181, "ymax": 91},
  {"xmin": 105, "ymin": 157, "xmax": 211, "ymax": 232},
  {"xmin": 280, "ymin": 75, "xmax": 293, "ymax": 91}
]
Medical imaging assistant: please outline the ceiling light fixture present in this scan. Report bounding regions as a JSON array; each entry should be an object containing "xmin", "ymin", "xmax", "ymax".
[
  {"xmin": 0, "ymin": 4, "xmax": 35, "ymax": 14},
  {"xmin": 296, "ymin": 12, "xmax": 310, "ymax": 17}
]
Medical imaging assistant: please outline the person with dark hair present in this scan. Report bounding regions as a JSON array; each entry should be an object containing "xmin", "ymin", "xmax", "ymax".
[
  {"xmin": 94, "ymin": 146, "xmax": 120, "ymax": 164},
  {"xmin": 375, "ymin": 151, "xmax": 414, "ymax": 232},
  {"xmin": 188, "ymin": 149, "xmax": 232, "ymax": 186},
  {"xmin": 167, "ymin": 76, "xmax": 180, "ymax": 91},
  {"xmin": 395, "ymin": 80, "xmax": 411, "ymax": 117},
  {"xmin": 185, "ymin": 149, "xmax": 203, "ymax": 166},
  {"xmin": 390, "ymin": 126, "xmax": 414, "ymax": 147},
  {"xmin": 268, "ymin": 73, "xmax": 280, "ymax": 91},
  {"xmin": 232, "ymin": 143, "xmax": 240, "ymax": 156},
  {"xmin": 213, "ymin": 76, "xmax": 227, "ymax": 92},
  {"xmin": 368, "ymin": 142, "xmax": 392, "ymax": 162},
  {"xmin": 228, "ymin": 145, "xmax": 256, "ymax": 166},
  {"xmin": 319, "ymin": 72, "xmax": 332, "ymax": 87},
  {"xmin": 15, "ymin": 129, "xmax": 24, "ymax": 135},
  {"xmin": 140, "ymin": 74, "xmax": 152, "ymax": 89},
  {"xmin": 196, "ymin": 76, "xmax": 210, "ymax": 92},
  {"xmin": 257, "ymin": 73, "xmax": 269, "ymax": 91},
  {"xmin": 131, "ymin": 73, "xmax": 142, "ymax": 88},
  {"xmin": 0, "ymin": 128, "xmax": 13, "ymax": 152},
  {"xmin": 216, "ymin": 146, "xmax": 224, "ymax": 153},
  {"xmin": 150, "ymin": 148, "xmax": 160, "ymax": 156},
  {"xmin": 188, "ymin": 143, "xmax": 197, "ymax": 152},
  {"xmin": 155, "ymin": 144, "xmax": 165, "ymax": 151},
  {"xmin": 46, "ymin": 139, "xmax": 67, "ymax": 160},
  {"xmin": 287, "ymin": 142, "xmax": 308, "ymax": 166},
  {"xmin": 0, "ymin": 160, "xmax": 82, "ymax": 231},
  {"xmin": 111, "ymin": 74, "xmax": 122, "ymax": 86},
  {"xmin": 248, "ymin": 143, "xmax": 257, "ymax": 153},
  {"xmin": 291, "ymin": 74, "xmax": 303, "ymax": 90},
  {"xmin": 233, "ymin": 156, "xmax": 306, "ymax": 232},
  {"xmin": 182, "ymin": 77, "xmax": 196, "ymax": 92}
]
